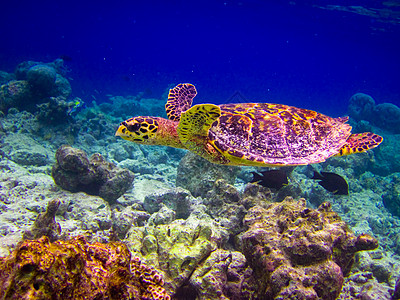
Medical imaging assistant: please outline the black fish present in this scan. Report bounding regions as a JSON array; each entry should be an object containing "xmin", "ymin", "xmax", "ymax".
[
  {"xmin": 311, "ymin": 171, "xmax": 348, "ymax": 195},
  {"xmin": 251, "ymin": 169, "xmax": 288, "ymax": 190}
]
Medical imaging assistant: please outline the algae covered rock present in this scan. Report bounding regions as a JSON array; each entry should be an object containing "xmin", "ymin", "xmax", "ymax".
[
  {"xmin": 239, "ymin": 197, "xmax": 378, "ymax": 300},
  {"xmin": 0, "ymin": 235, "xmax": 170, "ymax": 300},
  {"xmin": 52, "ymin": 145, "xmax": 134, "ymax": 203}
]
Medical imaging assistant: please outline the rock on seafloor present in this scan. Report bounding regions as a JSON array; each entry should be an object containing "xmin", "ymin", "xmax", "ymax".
[
  {"xmin": 0, "ymin": 235, "xmax": 170, "ymax": 300},
  {"xmin": 51, "ymin": 145, "xmax": 134, "ymax": 203}
]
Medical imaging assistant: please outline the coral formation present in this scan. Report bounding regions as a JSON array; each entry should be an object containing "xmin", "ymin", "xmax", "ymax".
[
  {"xmin": 1, "ymin": 76, "xmax": 399, "ymax": 299},
  {"xmin": 0, "ymin": 235, "xmax": 170, "ymax": 300},
  {"xmin": 348, "ymin": 93, "xmax": 375, "ymax": 121},
  {"xmin": 0, "ymin": 80, "xmax": 32, "ymax": 112},
  {"xmin": 203, "ymin": 179, "xmax": 247, "ymax": 237},
  {"xmin": 339, "ymin": 271, "xmax": 394, "ymax": 300},
  {"xmin": 347, "ymin": 92, "xmax": 400, "ymax": 134},
  {"xmin": 52, "ymin": 145, "xmax": 134, "ymax": 203},
  {"xmin": 0, "ymin": 59, "xmax": 71, "ymax": 114},
  {"xmin": 23, "ymin": 199, "xmax": 62, "ymax": 242},
  {"xmin": 372, "ymin": 103, "xmax": 400, "ymax": 134},
  {"xmin": 125, "ymin": 214, "xmax": 225, "ymax": 295},
  {"xmin": 239, "ymin": 197, "xmax": 378, "ymax": 299},
  {"xmin": 188, "ymin": 249, "xmax": 257, "ymax": 300},
  {"xmin": 143, "ymin": 187, "xmax": 194, "ymax": 219},
  {"xmin": 26, "ymin": 64, "xmax": 57, "ymax": 95},
  {"xmin": 176, "ymin": 152, "xmax": 240, "ymax": 198},
  {"xmin": 36, "ymin": 96, "xmax": 80, "ymax": 125}
]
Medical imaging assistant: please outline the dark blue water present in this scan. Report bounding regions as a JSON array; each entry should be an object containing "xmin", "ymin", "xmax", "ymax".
[{"xmin": 1, "ymin": 0, "xmax": 399, "ymax": 116}]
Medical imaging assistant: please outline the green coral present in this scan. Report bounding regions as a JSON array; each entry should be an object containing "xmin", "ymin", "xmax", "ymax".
[{"xmin": 125, "ymin": 215, "xmax": 221, "ymax": 295}]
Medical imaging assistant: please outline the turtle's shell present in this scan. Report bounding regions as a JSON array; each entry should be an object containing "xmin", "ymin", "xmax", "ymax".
[{"xmin": 208, "ymin": 103, "xmax": 352, "ymax": 166}]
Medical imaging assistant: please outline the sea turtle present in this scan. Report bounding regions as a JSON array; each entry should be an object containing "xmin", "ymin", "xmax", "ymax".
[{"xmin": 115, "ymin": 83, "xmax": 383, "ymax": 166}]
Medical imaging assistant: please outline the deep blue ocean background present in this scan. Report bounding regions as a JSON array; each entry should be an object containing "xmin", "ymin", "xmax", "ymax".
[{"xmin": 1, "ymin": 0, "xmax": 399, "ymax": 116}]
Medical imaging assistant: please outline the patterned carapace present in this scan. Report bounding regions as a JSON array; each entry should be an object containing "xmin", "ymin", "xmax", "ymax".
[{"xmin": 116, "ymin": 83, "xmax": 383, "ymax": 167}]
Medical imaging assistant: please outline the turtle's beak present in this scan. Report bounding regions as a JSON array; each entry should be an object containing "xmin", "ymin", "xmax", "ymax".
[{"xmin": 115, "ymin": 124, "xmax": 128, "ymax": 138}]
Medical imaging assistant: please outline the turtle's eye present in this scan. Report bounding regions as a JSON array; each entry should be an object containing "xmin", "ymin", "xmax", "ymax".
[{"xmin": 126, "ymin": 123, "xmax": 141, "ymax": 132}]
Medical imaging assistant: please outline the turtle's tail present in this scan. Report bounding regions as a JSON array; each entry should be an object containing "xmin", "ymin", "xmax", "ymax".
[{"xmin": 336, "ymin": 132, "xmax": 383, "ymax": 156}]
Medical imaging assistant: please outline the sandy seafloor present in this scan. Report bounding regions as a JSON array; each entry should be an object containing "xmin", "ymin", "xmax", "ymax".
[{"xmin": 1, "ymin": 86, "xmax": 400, "ymax": 299}]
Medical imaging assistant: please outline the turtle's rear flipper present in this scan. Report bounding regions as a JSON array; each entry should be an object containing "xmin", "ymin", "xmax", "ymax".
[
  {"xmin": 336, "ymin": 132, "xmax": 383, "ymax": 156},
  {"xmin": 177, "ymin": 104, "xmax": 221, "ymax": 148}
]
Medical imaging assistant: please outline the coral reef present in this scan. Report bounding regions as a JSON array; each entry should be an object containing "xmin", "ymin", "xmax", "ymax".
[
  {"xmin": 1, "ymin": 82, "xmax": 400, "ymax": 299},
  {"xmin": 176, "ymin": 152, "xmax": 240, "ymax": 198},
  {"xmin": 0, "ymin": 80, "xmax": 32, "ymax": 112},
  {"xmin": 188, "ymin": 249, "xmax": 257, "ymax": 300},
  {"xmin": 203, "ymin": 179, "xmax": 247, "ymax": 237},
  {"xmin": 52, "ymin": 145, "xmax": 134, "ymax": 203},
  {"xmin": 26, "ymin": 64, "xmax": 57, "ymax": 95},
  {"xmin": 2, "ymin": 133, "xmax": 52, "ymax": 167},
  {"xmin": 239, "ymin": 197, "xmax": 378, "ymax": 299},
  {"xmin": 36, "ymin": 96, "xmax": 80, "ymax": 125},
  {"xmin": 372, "ymin": 103, "xmax": 400, "ymax": 134},
  {"xmin": 0, "ymin": 235, "xmax": 170, "ymax": 300},
  {"xmin": 348, "ymin": 93, "xmax": 375, "ymax": 121},
  {"xmin": 143, "ymin": 187, "xmax": 194, "ymax": 219},
  {"xmin": 347, "ymin": 92, "xmax": 400, "ymax": 134},
  {"xmin": 338, "ymin": 271, "xmax": 393, "ymax": 300},
  {"xmin": 0, "ymin": 59, "xmax": 72, "ymax": 118},
  {"xmin": 125, "ymin": 213, "xmax": 226, "ymax": 296}
]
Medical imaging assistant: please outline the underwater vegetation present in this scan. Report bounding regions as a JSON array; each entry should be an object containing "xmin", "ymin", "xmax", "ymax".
[{"xmin": 0, "ymin": 60, "xmax": 400, "ymax": 299}]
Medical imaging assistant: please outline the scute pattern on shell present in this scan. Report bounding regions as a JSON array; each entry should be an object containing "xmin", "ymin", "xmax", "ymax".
[{"xmin": 208, "ymin": 103, "xmax": 352, "ymax": 165}]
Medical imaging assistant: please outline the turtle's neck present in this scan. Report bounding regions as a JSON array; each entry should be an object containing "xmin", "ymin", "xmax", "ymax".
[{"xmin": 154, "ymin": 117, "xmax": 186, "ymax": 149}]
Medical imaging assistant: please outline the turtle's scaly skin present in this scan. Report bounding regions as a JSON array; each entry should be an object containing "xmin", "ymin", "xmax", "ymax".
[
  {"xmin": 165, "ymin": 83, "xmax": 196, "ymax": 121},
  {"xmin": 116, "ymin": 83, "xmax": 383, "ymax": 166}
]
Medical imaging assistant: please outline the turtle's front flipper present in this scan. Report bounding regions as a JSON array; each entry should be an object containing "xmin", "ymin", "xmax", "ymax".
[
  {"xmin": 177, "ymin": 104, "xmax": 221, "ymax": 148},
  {"xmin": 165, "ymin": 83, "xmax": 197, "ymax": 121},
  {"xmin": 336, "ymin": 132, "xmax": 383, "ymax": 156}
]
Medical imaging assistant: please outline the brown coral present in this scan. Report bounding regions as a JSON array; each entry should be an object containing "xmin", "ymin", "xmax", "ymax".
[
  {"xmin": 240, "ymin": 197, "xmax": 378, "ymax": 300},
  {"xmin": 0, "ymin": 235, "xmax": 170, "ymax": 300}
]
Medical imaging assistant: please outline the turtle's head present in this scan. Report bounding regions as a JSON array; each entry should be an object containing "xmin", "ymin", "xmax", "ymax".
[
  {"xmin": 116, "ymin": 116, "xmax": 160, "ymax": 144},
  {"xmin": 116, "ymin": 116, "xmax": 184, "ymax": 148}
]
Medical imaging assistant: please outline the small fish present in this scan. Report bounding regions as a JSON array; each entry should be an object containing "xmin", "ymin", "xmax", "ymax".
[
  {"xmin": 251, "ymin": 169, "xmax": 288, "ymax": 190},
  {"xmin": 67, "ymin": 97, "xmax": 85, "ymax": 116},
  {"xmin": 311, "ymin": 171, "xmax": 348, "ymax": 195}
]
